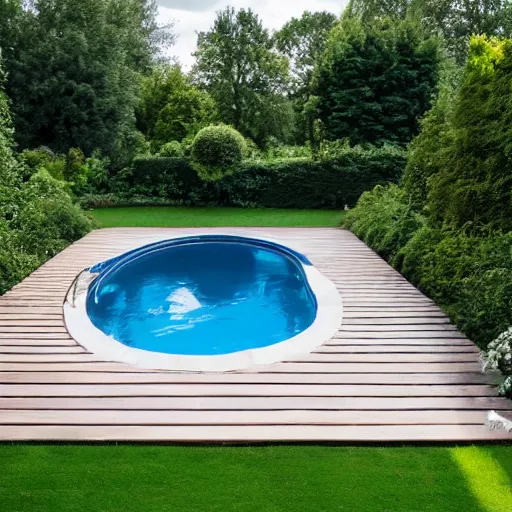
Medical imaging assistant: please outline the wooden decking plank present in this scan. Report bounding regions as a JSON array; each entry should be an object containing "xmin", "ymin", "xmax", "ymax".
[
  {"xmin": 0, "ymin": 384, "xmax": 498, "ymax": 397},
  {"xmin": 0, "ymin": 226, "xmax": 509, "ymax": 442},
  {"xmin": 1, "ymin": 425, "xmax": 511, "ymax": 441},
  {"xmin": 0, "ymin": 362, "xmax": 485, "ymax": 372},
  {"xmin": 0, "ymin": 371, "xmax": 496, "ymax": 385},
  {"xmin": 0, "ymin": 410, "xmax": 497, "ymax": 426},
  {"xmin": 1, "ymin": 396, "xmax": 510, "ymax": 410}
]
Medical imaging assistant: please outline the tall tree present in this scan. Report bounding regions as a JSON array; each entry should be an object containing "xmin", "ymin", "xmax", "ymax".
[
  {"xmin": 192, "ymin": 7, "xmax": 291, "ymax": 145},
  {"xmin": 274, "ymin": 11, "xmax": 337, "ymax": 98},
  {"xmin": 344, "ymin": 0, "xmax": 512, "ymax": 63},
  {"xmin": 311, "ymin": 18, "xmax": 440, "ymax": 146},
  {"xmin": 137, "ymin": 65, "xmax": 217, "ymax": 150},
  {"xmin": 2, "ymin": 0, "xmax": 173, "ymax": 165}
]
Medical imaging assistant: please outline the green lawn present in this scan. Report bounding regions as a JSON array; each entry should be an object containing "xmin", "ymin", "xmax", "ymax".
[
  {"xmin": 90, "ymin": 206, "xmax": 345, "ymax": 228},
  {"xmin": 1, "ymin": 445, "xmax": 511, "ymax": 512}
]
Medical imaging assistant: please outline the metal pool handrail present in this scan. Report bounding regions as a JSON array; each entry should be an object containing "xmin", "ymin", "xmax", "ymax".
[{"xmin": 64, "ymin": 268, "xmax": 90, "ymax": 308}]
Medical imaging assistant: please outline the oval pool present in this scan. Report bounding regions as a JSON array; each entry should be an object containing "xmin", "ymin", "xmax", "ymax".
[{"xmin": 64, "ymin": 234, "xmax": 343, "ymax": 371}]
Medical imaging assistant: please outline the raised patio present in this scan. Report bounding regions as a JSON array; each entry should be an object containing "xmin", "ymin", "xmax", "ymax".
[{"xmin": 0, "ymin": 227, "xmax": 510, "ymax": 441}]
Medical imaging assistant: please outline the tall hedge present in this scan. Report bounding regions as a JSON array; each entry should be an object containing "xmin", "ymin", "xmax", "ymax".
[
  {"xmin": 124, "ymin": 146, "xmax": 406, "ymax": 209},
  {"xmin": 427, "ymin": 36, "xmax": 512, "ymax": 230}
]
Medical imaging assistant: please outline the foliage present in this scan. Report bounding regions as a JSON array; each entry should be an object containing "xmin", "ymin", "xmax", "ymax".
[
  {"xmin": 2, "ymin": 0, "xmax": 170, "ymax": 168},
  {"xmin": 311, "ymin": 17, "xmax": 440, "ymax": 147},
  {"xmin": 264, "ymin": 144, "xmax": 312, "ymax": 160},
  {"xmin": 137, "ymin": 65, "xmax": 217, "ymax": 151},
  {"xmin": 274, "ymin": 11, "xmax": 337, "ymax": 98},
  {"xmin": 427, "ymin": 36, "xmax": 512, "ymax": 230},
  {"xmin": 0, "ymin": 58, "xmax": 93, "ymax": 294},
  {"xmin": 402, "ymin": 58, "xmax": 461, "ymax": 208},
  {"xmin": 190, "ymin": 125, "xmax": 246, "ymax": 181},
  {"xmin": 103, "ymin": 144, "xmax": 405, "ymax": 209},
  {"xmin": 484, "ymin": 328, "xmax": 512, "ymax": 396},
  {"xmin": 344, "ymin": 185, "xmax": 424, "ymax": 261},
  {"xmin": 274, "ymin": 10, "xmax": 337, "ymax": 144},
  {"xmin": 0, "ymin": 167, "xmax": 94, "ymax": 294},
  {"xmin": 344, "ymin": 0, "xmax": 512, "ymax": 64},
  {"xmin": 158, "ymin": 141, "xmax": 184, "ymax": 158},
  {"xmin": 192, "ymin": 7, "xmax": 292, "ymax": 145},
  {"xmin": 127, "ymin": 157, "xmax": 203, "ymax": 202}
]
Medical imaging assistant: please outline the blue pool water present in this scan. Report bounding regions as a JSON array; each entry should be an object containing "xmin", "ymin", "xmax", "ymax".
[{"xmin": 86, "ymin": 236, "xmax": 317, "ymax": 356}]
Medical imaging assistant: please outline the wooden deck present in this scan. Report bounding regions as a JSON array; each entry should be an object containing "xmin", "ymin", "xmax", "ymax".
[{"xmin": 0, "ymin": 227, "xmax": 511, "ymax": 442}]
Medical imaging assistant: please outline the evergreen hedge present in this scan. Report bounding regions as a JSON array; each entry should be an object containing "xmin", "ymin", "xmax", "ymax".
[{"xmin": 110, "ymin": 146, "xmax": 406, "ymax": 210}]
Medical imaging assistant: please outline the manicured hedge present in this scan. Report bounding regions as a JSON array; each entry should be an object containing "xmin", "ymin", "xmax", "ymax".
[{"xmin": 111, "ymin": 147, "xmax": 406, "ymax": 210}]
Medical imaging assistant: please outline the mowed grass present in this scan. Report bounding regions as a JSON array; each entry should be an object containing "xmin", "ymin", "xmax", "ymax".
[
  {"xmin": 90, "ymin": 206, "xmax": 345, "ymax": 228},
  {"xmin": 1, "ymin": 445, "xmax": 512, "ymax": 512}
]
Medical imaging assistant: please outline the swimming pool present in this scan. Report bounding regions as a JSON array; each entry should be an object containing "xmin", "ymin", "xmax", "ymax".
[{"xmin": 64, "ymin": 234, "xmax": 343, "ymax": 371}]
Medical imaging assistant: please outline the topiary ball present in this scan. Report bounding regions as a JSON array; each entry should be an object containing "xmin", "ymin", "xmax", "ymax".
[{"xmin": 191, "ymin": 125, "xmax": 246, "ymax": 181}]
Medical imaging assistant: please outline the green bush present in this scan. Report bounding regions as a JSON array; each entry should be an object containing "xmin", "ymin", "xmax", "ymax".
[
  {"xmin": 15, "ymin": 198, "xmax": 94, "ymax": 258},
  {"xmin": 158, "ymin": 141, "xmax": 184, "ymax": 158},
  {"xmin": 191, "ymin": 125, "xmax": 246, "ymax": 181},
  {"xmin": 112, "ymin": 145, "xmax": 406, "ymax": 209},
  {"xmin": 484, "ymin": 329, "xmax": 512, "ymax": 397},
  {"xmin": 128, "ymin": 157, "xmax": 204, "ymax": 202},
  {"xmin": 20, "ymin": 147, "xmax": 66, "ymax": 181},
  {"xmin": 78, "ymin": 193, "xmax": 178, "ymax": 209},
  {"xmin": 0, "ymin": 220, "xmax": 40, "ymax": 294},
  {"xmin": 344, "ymin": 185, "xmax": 424, "ymax": 261},
  {"xmin": 264, "ymin": 145, "xmax": 312, "ymax": 160}
]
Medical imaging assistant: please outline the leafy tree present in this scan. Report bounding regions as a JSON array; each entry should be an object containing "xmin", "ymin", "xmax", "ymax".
[
  {"xmin": 137, "ymin": 65, "xmax": 217, "ymax": 150},
  {"xmin": 311, "ymin": 18, "xmax": 440, "ymax": 146},
  {"xmin": 2, "ymin": 0, "xmax": 172, "ymax": 167},
  {"xmin": 274, "ymin": 11, "xmax": 337, "ymax": 144},
  {"xmin": 274, "ymin": 11, "xmax": 337, "ymax": 97},
  {"xmin": 192, "ymin": 7, "xmax": 292, "ymax": 145},
  {"xmin": 345, "ymin": 0, "xmax": 512, "ymax": 63}
]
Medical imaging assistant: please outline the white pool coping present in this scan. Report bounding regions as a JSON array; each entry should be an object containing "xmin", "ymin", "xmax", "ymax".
[{"xmin": 64, "ymin": 233, "xmax": 343, "ymax": 372}]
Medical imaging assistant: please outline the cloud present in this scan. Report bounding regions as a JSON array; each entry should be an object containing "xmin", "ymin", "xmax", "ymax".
[
  {"xmin": 158, "ymin": 0, "xmax": 220, "ymax": 12},
  {"xmin": 158, "ymin": 0, "xmax": 347, "ymax": 69}
]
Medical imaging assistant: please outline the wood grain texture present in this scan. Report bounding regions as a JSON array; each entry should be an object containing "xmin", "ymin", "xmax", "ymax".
[{"xmin": 0, "ymin": 227, "xmax": 510, "ymax": 442}]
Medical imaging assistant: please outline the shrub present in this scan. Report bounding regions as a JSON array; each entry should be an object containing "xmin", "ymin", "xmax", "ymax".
[
  {"xmin": 158, "ymin": 141, "xmax": 184, "ymax": 158},
  {"xmin": 127, "ymin": 157, "xmax": 206, "ymax": 203},
  {"xmin": 264, "ymin": 145, "xmax": 312, "ymax": 160},
  {"xmin": 15, "ymin": 197, "xmax": 94, "ymax": 258},
  {"xmin": 78, "ymin": 193, "xmax": 179, "ymax": 209},
  {"xmin": 483, "ymin": 328, "xmax": 512, "ymax": 397},
  {"xmin": 191, "ymin": 125, "xmax": 246, "ymax": 181},
  {"xmin": 19, "ymin": 147, "xmax": 66, "ymax": 181},
  {"xmin": 83, "ymin": 153, "xmax": 110, "ymax": 194},
  {"xmin": 344, "ymin": 185, "xmax": 425, "ymax": 261},
  {"xmin": 20, "ymin": 147, "xmax": 54, "ymax": 179},
  {"xmin": 105, "ymin": 145, "xmax": 406, "ymax": 209},
  {"xmin": 0, "ymin": 220, "xmax": 40, "ymax": 295}
]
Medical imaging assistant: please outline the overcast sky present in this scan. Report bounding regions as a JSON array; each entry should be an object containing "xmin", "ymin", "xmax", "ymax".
[{"xmin": 157, "ymin": 1, "xmax": 347, "ymax": 69}]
